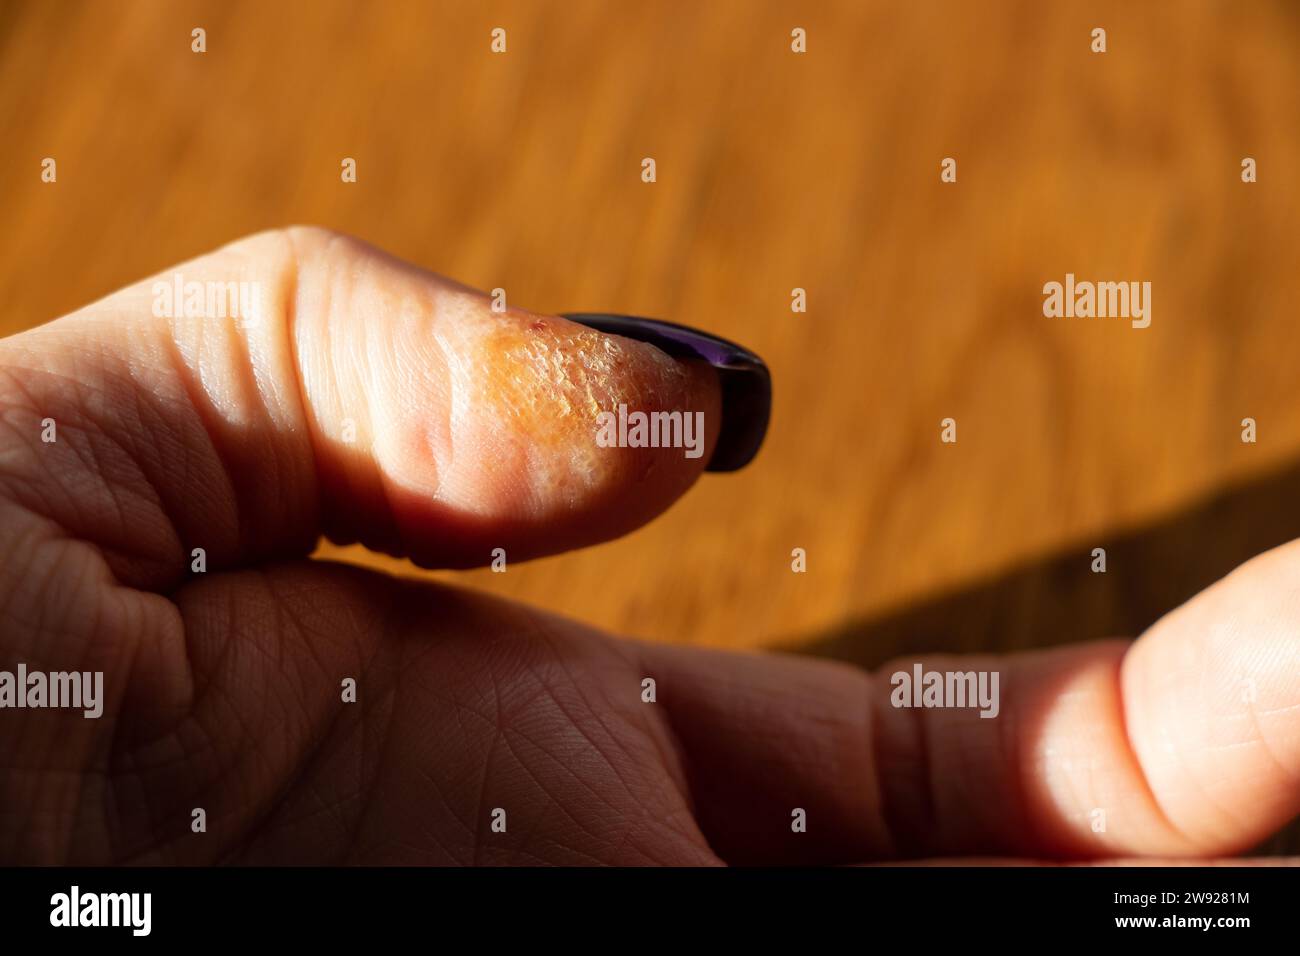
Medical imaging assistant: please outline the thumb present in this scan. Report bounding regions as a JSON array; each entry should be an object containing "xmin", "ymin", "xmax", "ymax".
[{"xmin": 0, "ymin": 227, "xmax": 737, "ymax": 589}]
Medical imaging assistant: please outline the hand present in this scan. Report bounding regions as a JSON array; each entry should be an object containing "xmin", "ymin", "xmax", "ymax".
[{"xmin": 1, "ymin": 228, "xmax": 1296, "ymax": 865}]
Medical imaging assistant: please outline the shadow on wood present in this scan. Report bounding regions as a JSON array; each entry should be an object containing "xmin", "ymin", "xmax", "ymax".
[{"xmin": 798, "ymin": 459, "xmax": 1300, "ymax": 668}]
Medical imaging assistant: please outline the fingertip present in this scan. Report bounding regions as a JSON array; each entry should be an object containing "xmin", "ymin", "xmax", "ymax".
[
  {"xmin": 1121, "ymin": 540, "xmax": 1300, "ymax": 853},
  {"xmin": 296, "ymin": 248, "xmax": 728, "ymax": 565}
]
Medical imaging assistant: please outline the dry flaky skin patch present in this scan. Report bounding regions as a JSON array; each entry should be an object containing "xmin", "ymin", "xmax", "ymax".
[{"xmin": 430, "ymin": 288, "xmax": 703, "ymax": 517}]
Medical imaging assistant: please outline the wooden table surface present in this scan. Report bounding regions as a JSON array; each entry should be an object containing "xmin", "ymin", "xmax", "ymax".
[{"xmin": 3, "ymin": 0, "xmax": 1300, "ymax": 681}]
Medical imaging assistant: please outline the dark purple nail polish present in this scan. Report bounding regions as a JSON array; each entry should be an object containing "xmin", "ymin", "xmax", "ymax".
[{"xmin": 562, "ymin": 313, "xmax": 771, "ymax": 472}]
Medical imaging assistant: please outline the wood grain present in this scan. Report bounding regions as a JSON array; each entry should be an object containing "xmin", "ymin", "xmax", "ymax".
[{"xmin": 2, "ymin": 0, "xmax": 1300, "ymax": 678}]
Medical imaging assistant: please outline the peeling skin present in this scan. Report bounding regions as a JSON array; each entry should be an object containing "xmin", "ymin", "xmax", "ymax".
[
  {"xmin": 431, "ymin": 290, "xmax": 704, "ymax": 515},
  {"xmin": 284, "ymin": 226, "xmax": 718, "ymax": 560}
]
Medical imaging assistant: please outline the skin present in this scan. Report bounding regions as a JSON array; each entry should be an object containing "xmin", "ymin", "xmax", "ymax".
[{"xmin": 0, "ymin": 226, "xmax": 1298, "ymax": 865}]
